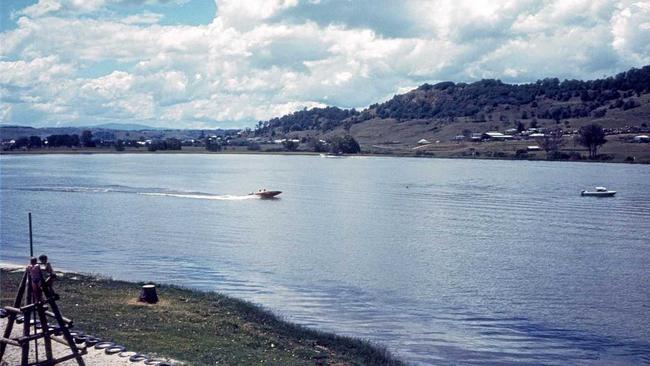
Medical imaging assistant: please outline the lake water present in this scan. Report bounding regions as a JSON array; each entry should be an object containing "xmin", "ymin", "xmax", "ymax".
[{"xmin": 1, "ymin": 154, "xmax": 649, "ymax": 365}]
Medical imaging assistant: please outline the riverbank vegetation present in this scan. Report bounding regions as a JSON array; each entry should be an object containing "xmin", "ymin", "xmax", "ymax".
[{"xmin": 0, "ymin": 269, "xmax": 404, "ymax": 366}]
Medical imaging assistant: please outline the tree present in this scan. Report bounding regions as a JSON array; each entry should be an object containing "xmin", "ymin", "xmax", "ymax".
[
  {"xmin": 516, "ymin": 121, "xmax": 526, "ymax": 132},
  {"xmin": 165, "ymin": 138, "xmax": 182, "ymax": 150},
  {"xmin": 308, "ymin": 138, "xmax": 327, "ymax": 152},
  {"xmin": 46, "ymin": 134, "xmax": 79, "ymax": 147},
  {"xmin": 205, "ymin": 137, "xmax": 222, "ymax": 152},
  {"xmin": 28, "ymin": 136, "xmax": 42, "ymax": 148},
  {"xmin": 541, "ymin": 128, "xmax": 564, "ymax": 159},
  {"xmin": 576, "ymin": 124, "xmax": 607, "ymax": 159},
  {"xmin": 81, "ymin": 130, "xmax": 96, "ymax": 147},
  {"xmin": 329, "ymin": 135, "xmax": 360, "ymax": 154},
  {"xmin": 114, "ymin": 139, "xmax": 125, "ymax": 151},
  {"xmin": 13, "ymin": 137, "xmax": 30, "ymax": 149},
  {"xmin": 283, "ymin": 140, "xmax": 299, "ymax": 151}
]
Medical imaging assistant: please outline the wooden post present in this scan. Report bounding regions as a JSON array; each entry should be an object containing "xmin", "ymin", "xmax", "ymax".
[
  {"xmin": 139, "ymin": 285, "xmax": 159, "ymax": 304},
  {"xmin": 21, "ymin": 280, "xmax": 32, "ymax": 366},
  {"xmin": 36, "ymin": 303, "xmax": 54, "ymax": 362},
  {"xmin": 28, "ymin": 213, "xmax": 33, "ymax": 257},
  {"xmin": 0, "ymin": 272, "xmax": 27, "ymax": 359}
]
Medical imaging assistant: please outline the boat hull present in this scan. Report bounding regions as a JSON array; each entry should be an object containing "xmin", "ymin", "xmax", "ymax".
[
  {"xmin": 581, "ymin": 191, "xmax": 616, "ymax": 197},
  {"xmin": 253, "ymin": 191, "xmax": 282, "ymax": 199}
]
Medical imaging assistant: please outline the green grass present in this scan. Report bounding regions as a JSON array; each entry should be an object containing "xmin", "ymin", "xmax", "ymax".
[{"xmin": 1, "ymin": 269, "xmax": 405, "ymax": 366}]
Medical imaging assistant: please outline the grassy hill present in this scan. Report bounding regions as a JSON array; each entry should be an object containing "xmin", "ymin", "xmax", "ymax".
[{"xmin": 254, "ymin": 66, "xmax": 650, "ymax": 159}]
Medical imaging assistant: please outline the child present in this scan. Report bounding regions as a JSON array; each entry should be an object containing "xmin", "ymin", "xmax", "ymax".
[
  {"xmin": 39, "ymin": 254, "xmax": 58, "ymax": 299},
  {"xmin": 27, "ymin": 257, "xmax": 43, "ymax": 302}
]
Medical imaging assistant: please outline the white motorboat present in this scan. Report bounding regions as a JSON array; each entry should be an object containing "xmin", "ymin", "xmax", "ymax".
[
  {"xmin": 249, "ymin": 189, "xmax": 282, "ymax": 199},
  {"xmin": 581, "ymin": 187, "xmax": 616, "ymax": 197}
]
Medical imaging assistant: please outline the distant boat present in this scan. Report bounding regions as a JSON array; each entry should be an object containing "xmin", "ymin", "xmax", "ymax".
[
  {"xmin": 320, "ymin": 153, "xmax": 343, "ymax": 158},
  {"xmin": 581, "ymin": 187, "xmax": 616, "ymax": 197},
  {"xmin": 250, "ymin": 189, "xmax": 282, "ymax": 199}
]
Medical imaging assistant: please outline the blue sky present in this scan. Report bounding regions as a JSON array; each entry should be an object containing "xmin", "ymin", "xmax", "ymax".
[{"xmin": 1, "ymin": 0, "xmax": 649, "ymax": 128}]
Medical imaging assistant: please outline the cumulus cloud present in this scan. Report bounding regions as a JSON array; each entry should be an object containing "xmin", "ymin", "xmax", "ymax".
[{"xmin": 1, "ymin": 0, "xmax": 649, "ymax": 128}]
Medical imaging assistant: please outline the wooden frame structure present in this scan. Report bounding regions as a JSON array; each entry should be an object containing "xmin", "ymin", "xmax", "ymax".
[{"xmin": 0, "ymin": 269, "xmax": 86, "ymax": 365}]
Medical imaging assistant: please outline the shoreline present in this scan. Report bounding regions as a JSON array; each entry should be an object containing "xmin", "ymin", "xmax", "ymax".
[
  {"xmin": 1, "ymin": 268, "xmax": 405, "ymax": 365},
  {"xmin": 1, "ymin": 147, "xmax": 647, "ymax": 165}
]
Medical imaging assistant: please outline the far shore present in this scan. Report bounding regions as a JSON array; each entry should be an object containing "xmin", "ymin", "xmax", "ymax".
[
  {"xmin": 1, "ymin": 144, "xmax": 648, "ymax": 164},
  {"xmin": 1, "ymin": 267, "xmax": 404, "ymax": 366}
]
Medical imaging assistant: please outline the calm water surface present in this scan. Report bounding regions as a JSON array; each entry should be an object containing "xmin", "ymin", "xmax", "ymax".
[{"xmin": 1, "ymin": 154, "xmax": 649, "ymax": 365}]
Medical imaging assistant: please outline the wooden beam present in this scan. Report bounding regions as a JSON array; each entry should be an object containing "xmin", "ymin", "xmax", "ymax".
[
  {"xmin": 0, "ymin": 337, "xmax": 20, "ymax": 347},
  {"xmin": 44, "ymin": 311, "xmax": 72, "ymax": 325},
  {"xmin": 3, "ymin": 306, "xmax": 22, "ymax": 314}
]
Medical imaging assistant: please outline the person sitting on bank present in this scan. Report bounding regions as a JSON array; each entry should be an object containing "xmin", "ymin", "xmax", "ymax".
[{"xmin": 27, "ymin": 257, "xmax": 43, "ymax": 302}]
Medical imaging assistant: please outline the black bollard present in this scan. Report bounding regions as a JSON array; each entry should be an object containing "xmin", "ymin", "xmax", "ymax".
[{"xmin": 139, "ymin": 284, "xmax": 159, "ymax": 304}]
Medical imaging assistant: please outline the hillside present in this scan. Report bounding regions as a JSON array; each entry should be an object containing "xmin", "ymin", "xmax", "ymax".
[{"xmin": 255, "ymin": 66, "xmax": 650, "ymax": 147}]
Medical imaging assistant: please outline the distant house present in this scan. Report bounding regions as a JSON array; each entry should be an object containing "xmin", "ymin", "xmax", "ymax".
[
  {"xmin": 273, "ymin": 138, "xmax": 300, "ymax": 144},
  {"xmin": 453, "ymin": 135, "xmax": 465, "ymax": 141},
  {"xmin": 470, "ymin": 133, "xmax": 483, "ymax": 142},
  {"xmin": 504, "ymin": 128, "xmax": 519, "ymax": 135},
  {"xmin": 482, "ymin": 132, "xmax": 513, "ymax": 140},
  {"xmin": 417, "ymin": 138, "xmax": 430, "ymax": 145},
  {"xmin": 529, "ymin": 133, "xmax": 545, "ymax": 138},
  {"xmin": 527, "ymin": 145, "xmax": 541, "ymax": 151},
  {"xmin": 633, "ymin": 135, "xmax": 649, "ymax": 143}
]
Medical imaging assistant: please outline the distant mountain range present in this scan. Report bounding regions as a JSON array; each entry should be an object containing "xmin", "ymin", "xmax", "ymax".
[
  {"xmin": 91, "ymin": 123, "xmax": 159, "ymax": 130},
  {"xmin": 255, "ymin": 65, "xmax": 650, "ymax": 146}
]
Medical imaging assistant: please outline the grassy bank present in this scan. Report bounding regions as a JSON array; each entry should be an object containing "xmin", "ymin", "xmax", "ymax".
[{"xmin": 0, "ymin": 269, "xmax": 404, "ymax": 366}]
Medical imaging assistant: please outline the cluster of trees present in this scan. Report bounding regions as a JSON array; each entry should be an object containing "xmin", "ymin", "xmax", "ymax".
[
  {"xmin": 9, "ymin": 136, "xmax": 45, "ymax": 149},
  {"xmin": 255, "ymin": 107, "xmax": 359, "ymax": 135},
  {"xmin": 281, "ymin": 135, "xmax": 361, "ymax": 154},
  {"xmin": 147, "ymin": 138, "xmax": 182, "ymax": 151},
  {"xmin": 253, "ymin": 66, "xmax": 648, "ymax": 136},
  {"xmin": 46, "ymin": 134, "xmax": 81, "ymax": 147},
  {"xmin": 6, "ymin": 131, "xmax": 107, "ymax": 150},
  {"xmin": 535, "ymin": 124, "xmax": 608, "ymax": 160},
  {"xmin": 367, "ymin": 66, "xmax": 649, "ymax": 122},
  {"xmin": 205, "ymin": 137, "xmax": 222, "ymax": 151},
  {"xmin": 328, "ymin": 135, "xmax": 361, "ymax": 154},
  {"xmin": 255, "ymin": 66, "xmax": 650, "ymax": 136}
]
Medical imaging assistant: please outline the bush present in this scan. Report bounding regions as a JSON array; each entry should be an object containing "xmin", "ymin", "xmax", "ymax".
[
  {"xmin": 415, "ymin": 150, "xmax": 434, "ymax": 157},
  {"xmin": 547, "ymin": 151, "xmax": 570, "ymax": 160},
  {"xmin": 568, "ymin": 152, "xmax": 583, "ymax": 160},
  {"xmin": 514, "ymin": 149, "xmax": 529, "ymax": 159}
]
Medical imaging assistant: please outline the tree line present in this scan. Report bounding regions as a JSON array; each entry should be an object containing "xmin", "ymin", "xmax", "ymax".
[{"xmin": 254, "ymin": 65, "xmax": 650, "ymax": 134}]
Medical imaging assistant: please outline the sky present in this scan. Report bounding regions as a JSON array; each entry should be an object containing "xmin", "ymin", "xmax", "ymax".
[{"xmin": 1, "ymin": 0, "xmax": 649, "ymax": 129}]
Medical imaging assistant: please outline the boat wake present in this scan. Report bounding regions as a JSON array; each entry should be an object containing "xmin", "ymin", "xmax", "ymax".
[
  {"xmin": 14, "ymin": 185, "xmax": 257, "ymax": 201},
  {"xmin": 139, "ymin": 192, "xmax": 256, "ymax": 201}
]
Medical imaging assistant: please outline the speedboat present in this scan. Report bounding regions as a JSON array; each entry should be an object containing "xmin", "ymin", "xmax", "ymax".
[
  {"xmin": 581, "ymin": 187, "xmax": 616, "ymax": 197},
  {"xmin": 250, "ymin": 189, "xmax": 282, "ymax": 199}
]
